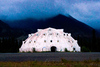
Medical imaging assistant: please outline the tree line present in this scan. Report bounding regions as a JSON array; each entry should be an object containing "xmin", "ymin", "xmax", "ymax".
[
  {"xmin": 77, "ymin": 29, "xmax": 100, "ymax": 52},
  {"xmin": 0, "ymin": 37, "xmax": 22, "ymax": 53}
]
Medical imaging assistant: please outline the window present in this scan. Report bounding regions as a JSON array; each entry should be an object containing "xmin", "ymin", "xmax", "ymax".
[
  {"xmin": 50, "ymin": 40, "xmax": 52, "ymax": 43},
  {"xmin": 49, "ymin": 29, "xmax": 51, "ymax": 31},
  {"xmin": 44, "ymin": 40, "xmax": 46, "ymax": 43},
  {"xmin": 29, "ymin": 40, "xmax": 32, "ymax": 43},
  {"xmin": 68, "ymin": 40, "xmax": 70, "ymax": 42},
  {"xmin": 57, "ymin": 33, "xmax": 58, "ymax": 35},
  {"xmin": 72, "ymin": 41, "xmax": 74, "ymax": 43},
  {"xmin": 36, "ymin": 34, "xmax": 38, "ymax": 36},
  {"xmin": 57, "ymin": 40, "xmax": 59, "ymax": 42},
  {"xmin": 43, "ymin": 33, "xmax": 46, "ymax": 36},
  {"xmin": 67, "ymin": 34, "xmax": 68, "ymax": 36},
  {"xmin": 73, "ymin": 48, "xmax": 75, "ymax": 51},
  {"xmin": 24, "ymin": 41, "xmax": 26, "ymax": 44},
  {"xmin": 34, "ymin": 41, "xmax": 36, "ymax": 43}
]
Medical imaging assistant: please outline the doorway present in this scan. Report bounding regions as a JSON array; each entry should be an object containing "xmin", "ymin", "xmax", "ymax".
[{"xmin": 51, "ymin": 46, "xmax": 57, "ymax": 52}]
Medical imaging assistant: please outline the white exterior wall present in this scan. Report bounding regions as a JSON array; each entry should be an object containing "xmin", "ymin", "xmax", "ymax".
[{"xmin": 19, "ymin": 27, "xmax": 81, "ymax": 52}]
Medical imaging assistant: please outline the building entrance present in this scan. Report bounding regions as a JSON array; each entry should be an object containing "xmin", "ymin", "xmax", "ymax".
[{"xmin": 51, "ymin": 46, "xmax": 57, "ymax": 52}]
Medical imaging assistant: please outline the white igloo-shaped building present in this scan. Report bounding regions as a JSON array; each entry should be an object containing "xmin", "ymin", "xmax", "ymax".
[{"xmin": 19, "ymin": 27, "xmax": 81, "ymax": 52}]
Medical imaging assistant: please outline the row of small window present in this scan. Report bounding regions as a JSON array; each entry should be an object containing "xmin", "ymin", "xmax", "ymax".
[
  {"xmin": 28, "ymin": 40, "xmax": 59, "ymax": 43},
  {"xmin": 44, "ymin": 40, "xmax": 59, "ymax": 43},
  {"xmin": 36, "ymin": 33, "xmax": 68, "ymax": 36},
  {"xmin": 24, "ymin": 40, "xmax": 73, "ymax": 44}
]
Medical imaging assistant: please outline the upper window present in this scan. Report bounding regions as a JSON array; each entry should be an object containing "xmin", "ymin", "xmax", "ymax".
[
  {"xmin": 49, "ymin": 29, "xmax": 51, "ymax": 31},
  {"xmin": 57, "ymin": 33, "xmax": 59, "ymax": 35},
  {"xmin": 72, "ymin": 41, "xmax": 74, "ymax": 43},
  {"xmin": 50, "ymin": 40, "xmax": 52, "ymax": 43},
  {"xmin": 36, "ymin": 34, "xmax": 38, "ymax": 36},
  {"xmin": 24, "ymin": 41, "xmax": 26, "ymax": 44}
]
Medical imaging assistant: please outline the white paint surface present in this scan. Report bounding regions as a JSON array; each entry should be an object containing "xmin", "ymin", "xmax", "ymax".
[{"xmin": 19, "ymin": 27, "xmax": 81, "ymax": 52}]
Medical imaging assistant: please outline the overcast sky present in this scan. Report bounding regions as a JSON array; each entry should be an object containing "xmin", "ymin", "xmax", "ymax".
[{"xmin": 0, "ymin": 0, "xmax": 100, "ymax": 29}]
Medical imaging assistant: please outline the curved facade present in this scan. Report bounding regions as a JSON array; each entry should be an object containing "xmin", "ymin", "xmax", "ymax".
[{"xmin": 19, "ymin": 27, "xmax": 81, "ymax": 52}]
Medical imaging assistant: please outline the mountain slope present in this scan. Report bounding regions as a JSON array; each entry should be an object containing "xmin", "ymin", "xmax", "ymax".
[
  {"xmin": 42, "ymin": 14, "xmax": 93, "ymax": 37},
  {"xmin": 0, "ymin": 20, "xmax": 11, "ymax": 36},
  {"xmin": 5, "ymin": 14, "xmax": 94, "ymax": 38},
  {"xmin": 0, "ymin": 20, "xmax": 27, "ymax": 37}
]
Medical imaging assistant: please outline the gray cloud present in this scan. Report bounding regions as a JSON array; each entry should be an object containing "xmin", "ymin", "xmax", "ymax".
[
  {"xmin": 0, "ymin": 0, "xmax": 100, "ymax": 29},
  {"xmin": 0, "ymin": 0, "xmax": 65, "ymax": 20}
]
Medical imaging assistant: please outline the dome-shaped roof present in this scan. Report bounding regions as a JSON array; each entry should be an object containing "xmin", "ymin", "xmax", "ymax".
[{"xmin": 19, "ymin": 27, "xmax": 81, "ymax": 52}]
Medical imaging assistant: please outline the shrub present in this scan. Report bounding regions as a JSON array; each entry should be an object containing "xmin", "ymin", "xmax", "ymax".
[
  {"xmin": 64, "ymin": 48, "xmax": 69, "ymax": 52},
  {"xmin": 33, "ymin": 48, "xmax": 36, "ymax": 52},
  {"xmin": 27, "ymin": 51, "xmax": 31, "ymax": 53},
  {"xmin": 21, "ymin": 51, "xmax": 25, "ymax": 53},
  {"xmin": 82, "ymin": 46, "xmax": 91, "ymax": 52}
]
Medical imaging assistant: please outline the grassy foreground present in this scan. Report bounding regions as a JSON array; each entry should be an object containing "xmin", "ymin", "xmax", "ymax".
[{"xmin": 0, "ymin": 59, "xmax": 100, "ymax": 67}]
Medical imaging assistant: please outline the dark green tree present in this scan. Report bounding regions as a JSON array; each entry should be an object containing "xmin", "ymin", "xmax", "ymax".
[{"xmin": 92, "ymin": 29, "xmax": 96, "ymax": 51}]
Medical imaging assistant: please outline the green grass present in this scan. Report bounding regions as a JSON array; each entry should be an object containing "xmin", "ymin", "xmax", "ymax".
[{"xmin": 0, "ymin": 59, "xmax": 100, "ymax": 67}]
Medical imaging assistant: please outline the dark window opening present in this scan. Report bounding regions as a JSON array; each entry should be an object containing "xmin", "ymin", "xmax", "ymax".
[
  {"xmin": 73, "ymin": 48, "xmax": 75, "ymax": 51},
  {"xmin": 24, "ymin": 41, "xmax": 26, "ymax": 44},
  {"xmin": 50, "ymin": 40, "xmax": 52, "ymax": 42},
  {"xmin": 57, "ymin": 33, "xmax": 59, "ymax": 35}
]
